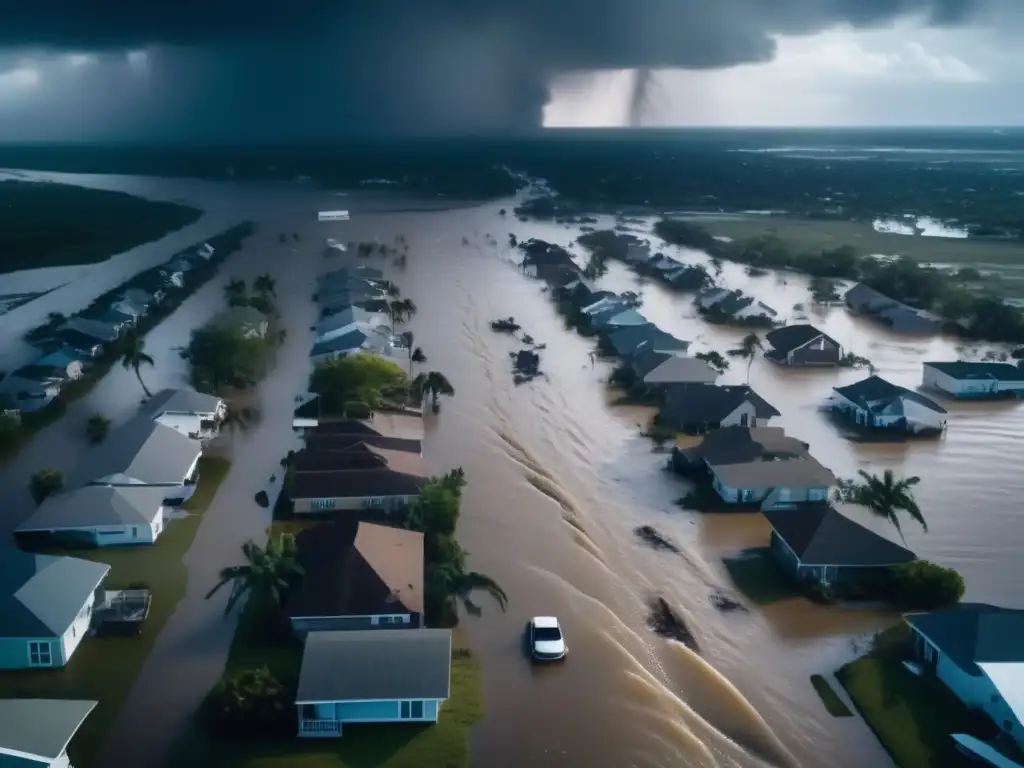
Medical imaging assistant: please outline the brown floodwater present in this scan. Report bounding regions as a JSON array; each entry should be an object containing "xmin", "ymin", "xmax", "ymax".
[{"xmin": 3, "ymin": 171, "xmax": 1023, "ymax": 768}]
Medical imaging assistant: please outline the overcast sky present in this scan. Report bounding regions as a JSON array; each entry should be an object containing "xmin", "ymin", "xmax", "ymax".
[{"xmin": 0, "ymin": 2, "xmax": 1020, "ymax": 140}]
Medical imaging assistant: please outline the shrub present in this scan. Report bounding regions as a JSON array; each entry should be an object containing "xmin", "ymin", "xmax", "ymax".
[
  {"xmin": 254, "ymin": 490, "xmax": 270, "ymax": 508},
  {"xmin": 86, "ymin": 412, "xmax": 111, "ymax": 444},
  {"xmin": 886, "ymin": 561, "xmax": 965, "ymax": 610},
  {"xmin": 202, "ymin": 667, "xmax": 294, "ymax": 739},
  {"xmin": 343, "ymin": 400, "xmax": 372, "ymax": 419},
  {"xmin": 29, "ymin": 468, "xmax": 64, "ymax": 505}
]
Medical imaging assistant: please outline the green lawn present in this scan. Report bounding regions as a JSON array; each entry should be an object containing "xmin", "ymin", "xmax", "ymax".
[
  {"xmin": 810, "ymin": 674, "xmax": 852, "ymax": 717},
  {"xmin": 0, "ymin": 457, "xmax": 231, "ymax": 767},
  {"xmin": 722, "ymin": 548, "xmax": 802, "ymax": 605}
]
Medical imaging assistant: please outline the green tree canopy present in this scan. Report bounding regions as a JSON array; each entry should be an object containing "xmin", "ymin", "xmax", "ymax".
[
  {"xmin": 188, "ymin": 322, "xmax": 269, "ymax": 393},
  {"xmin": 30, "ymin": 468, "xmax": 64, "ymax": 505},
  {"xmin": 833, "ymin": 469, "xmax": 925, "ymax": 543},
  {"xmin": 309, "ymin": 353, "xmax": 408, "ymax": 414},
  {"xmin": 206, "ymin": 535, "xmax": 303, "ymax": 616}
]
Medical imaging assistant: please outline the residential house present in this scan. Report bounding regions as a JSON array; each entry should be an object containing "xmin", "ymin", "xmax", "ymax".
[
  {"xmin": 313, "ymin": 413, "xmax": 426, "ymax": 442},
  {"xmin": 314, "ymin": 307, "xmax": 390, "ymax": 344},
  {"xmin": 48, "ymin": 328, "xmax": 106, "ymax": 359},
  {"xmin": 94, "ymin": 308, "xmax": 136, "ymax": 334},
  {"xmin": 66, "ymin": 415, "xmax": 203, "ymax": 503},
  {"xmin": 580, "ymin": 295, "xmax": 625, "ymax": 317},
  {"xmin": 31, "ymin": 347, "xmax": 85, "ymax": 381},
  {"xmin": 642, "ymin": 354, "xmax": 718, "ymax": 386},
  {"xmin": 318, "ymin": 266, "xmax": 384, "ymax": 289},
  {"xmin": 213, "ymin": 306, "xmax": 270, "ymax": 339},
  {"xmin": 160, "ymin": 255, "xmax": 194, "ymax": 288},
  {"xmin": 59, "ymin": 317, "xmax": 121, "ymax": 344},
  {"xmin": 310, "ymin": 326, "xmax": 395, "ymax": 365},
  {"xmin": 606, "ymin": 325, "xmax": 690, "ymax": 360},
  {"xmin": 289, "ymin": 448, "xmax": 427, "ymax": 514},
  {"xmin": 697, "ymin": 288, "xmax": 778, "ymax": 324},
  {"xmin": 764, "ymin": 325, "xmax": 843, "ymax": 366},
  {"xmin": 674, "ymin": 426, "xmax": 835, "ymax": 510},
  {"xmin": 318, "ymin": 279, "xmax": 387, "ymax": 306},
  {"xmin": 295, "ymin": 629, "xmax": 452, "ymax": 737},
  {"xmin": 0, "ymin": 549, "xmax": 110, "ymax": 669},
  {"xmin": 534, "ymin": 263, "xmax": 584, "ymax": 289},
  {"xmin": 286, "ymin": 520, "xmax": 424, "ymax": 635},
  {"xmin": 660, "ymin": 384, "xmax": 780, "ymax": 434},
  {"xmin": 293, "ymin": 395, "xmax": 321, "ymax": 432},
  {"xmin": 764, "ymin": 505, "xmax": 916, "ymax": 586},
  {"xmin": 520, "ymin": 241, "xmax": 577, "ymax": 277},
  {"xmin": 0, "ymin": 699, "xmax": 97, "ymax": 767},
  {"xmin": 318, "ymin": 288, "xmax": 389, "ymax": 316},
  {"xmin": 16, "ymin": 485, "xmax": 173, "ymax": 547},
  {"xmin": 830, "ymin": 375, "xmax": 947, "ymax": 434},
  {"xmin": 905, "ymin": 603, "xmax": 1024, "ymax": 748},
  {"xmin": 845, "ymin": 283, "xmax": 939, "ymax": 334},
  {"xmin": 144, "ymin": 387, "xmax": 227, "ymax": 440},
  {"xmin": 587, "ymin": 307, "xmax": 648, "ymax": 332},
  {"xmin": 302, "ymin": 432, "xmax": 423, "ymax": 455},
  {"xmin": 646, "ymin": 253, "xmax": 684, "ymax": 275},
  {"xmin": 0, "ymin": 374, "xmax": 61, "ymax": 413},
  {"xmin": 622, "ymin": 243, "xmax": 652, "ymax": 265},
  {"xmin": 112, "ymin": 288, "xmax": 154, "ymax": 319},
  {"xmin": 566, "ymin": 288, "xmax": 615, "ymax": 313},
  {"xmin": 292, "ymin": 447, "xmax": 395, "ymax": 473},
  {"xmin": 922, "ymin": 362, "xmax": 1024, "ymax": 399}
]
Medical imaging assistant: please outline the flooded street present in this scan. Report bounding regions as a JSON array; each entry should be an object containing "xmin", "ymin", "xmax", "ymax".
[{"xmin": 2, "ymin": 171, "xmax": 1023, "ymax": 768}]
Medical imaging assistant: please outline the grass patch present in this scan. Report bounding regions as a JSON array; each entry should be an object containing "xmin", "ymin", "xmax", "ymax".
[
  {"xmin": 722, "ymin": 548, "xmax": 802, "ymax": 606},
  {"xmin": 836, "ymin": 627, "xmax": 990, "ymax": 768},
  {"xmin": 0, "ymin": 457, "xmax": 232, "ymax": 766},
  {"xmin": 810, "ymin": 674, "xmax": 852, "ymax": 717}
]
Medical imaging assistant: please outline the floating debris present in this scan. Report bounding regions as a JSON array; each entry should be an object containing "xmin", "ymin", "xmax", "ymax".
[
  {"xmin": 491, "ymin": 317, "xmax": 522, "ymax": 333},
  {"xmin": 709, "ymin": 590, "xmax": 748, "ymax": 613},
  {"xmin": 511, "ymin": 349, "xmax": 543, "ymax": 385},
  {"xmin": 647, "ymin": 598, "xmax": 699, "ymax": 652},
  {"xmin": 634, "ymin": 525, "xmax": 680, "ymax": 553}
]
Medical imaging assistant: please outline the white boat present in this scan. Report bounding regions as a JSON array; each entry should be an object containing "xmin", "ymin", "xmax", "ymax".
[{"xmin": 953, "ymin": 734, "xmax": 1024, "ymax": 767}]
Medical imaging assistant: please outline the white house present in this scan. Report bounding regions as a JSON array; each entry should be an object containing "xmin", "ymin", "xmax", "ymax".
[
  {"xmin": 0, "ymin": 699, "xmax": 97, "ymax": 768},
  {"xmin": 922, "ymin": 362, "xmax": 1024, "ymax": 400},
  {"xmin": 906, "ymin": 604, "xmax": 1024, "ymax": 749},
  {"xmin": 0, "ymin": 550, "xmax": 110, "ymax": 669},
  {"xmin": 16, "ymin": 485, "xmax": 172, "ymax": 547},
  {"xmin": 830, "ymin": 375, "xmax": 947, "ymax": 434},
  {"xmin": 145, "ymin": 388, "xmax": 227, "ymax": 440},
  {"xmin": 295, "ymin": 629, "xmax": 451, "ymax": 737}
]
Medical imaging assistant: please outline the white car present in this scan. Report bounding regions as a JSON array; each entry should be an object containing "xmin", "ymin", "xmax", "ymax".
[{"xmin": 529, "ymin": 616, "xmax": 567, "ymax": 661}]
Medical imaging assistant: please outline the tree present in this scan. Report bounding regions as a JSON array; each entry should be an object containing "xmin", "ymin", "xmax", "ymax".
[
  {"xmin": 203, "ymin": 667, "xmax": 292, "ymax": 738},
  {"xmin": 833, "ymin": 469, "xmax": 925, "ymax": 544},
  {"xmin": 0, "ymin": 412, "xmax": 19, "ymax": 450},
  {"xmin": 224, "ymin": 279, "xmax": 248, "ymax": 307},
  {"xmin": 399, "ymin": 331, "xmax": 427, "ymax": 376},
  {"xmin": 309, "ymin": 353, "xmax": 408, "ymax": 414},
  {"xmin": 388, "ymin": 297, "xmax": 417, "ymax": 328},
  {"xmin": 694, "ymin": 351, "xmax": 729, "ymax": 374},
  {"xmin": 187, "ymin": 323, "xmax": 270, "ymax": 393},
  {"xmin": 426, "ymin": 544, "xmax": 508, "ymax": 617},
  {"xmin": 728, "ymin": 333, "xmax": 763, "ymax": 383},
  {"xmin": 886, "ymin": 561, "xmax": 964, "ymax": 610},
  {"xmin": 254, "ymin": 273, "xmax": 276, "ymax": 297},
  {"xmin": 86, "ymin": 413, "xmax": 111, "ymax": 444},
  {"xmin": 205, "ymin": 535, "xmax": 303, "ymax": 616},
  {"xmin": 583, "ymin": 252, "xmax": 608, "ymax": 280},
  {"xmin": 30, "ymin": 468, "xmax": 63, "ymax": 505},
  {"xmin": 119, "ymin": 331, "xmax": 155, "ymax": 398},
  {"xmin": 411, "ymin": 371, "xmax": 455, "ymax": 413}
]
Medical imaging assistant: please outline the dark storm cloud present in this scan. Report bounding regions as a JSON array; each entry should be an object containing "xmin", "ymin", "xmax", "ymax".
[{"xmin": 0, "ymin": 0, "xmax": 999, "ymax": 139}]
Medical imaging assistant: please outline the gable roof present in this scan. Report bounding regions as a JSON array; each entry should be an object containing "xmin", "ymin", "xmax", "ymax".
[
  {"xmin": 121, "ymin": 288, "xmax": 153, "ymax": 306},
  {"xmin": 17, "ymin": 485, "xmax": 168, "ymax": 533},
  {"xmin": 765, "ymin": 325, "xmax": 837, "ymax": 354},
  {"xmin": 644, "ymin": 355, "xmax": 718, "ymax": 385},
  {"xmin": 0, "ymin": 699, "xmax": 97, "ymax": 763},
  {"xmin": 681, "ymin": 426, "xmax": 811, "ymax": 465},
  {"xmin": 318, "ymin": 266, "xmax": 384, "ymax": 285},
  {"xmin": 287, "ymin": 520, "xmax": 424, "ymax": 619},
  {"xmin": 924, "ymin": 361, "xmax": 1024, "ymax": 382},
  {"xmin": 145, "ymin": 387, "xmax": 224, "ymax": 416},
  {"xmin": 663, "ymin": 384, "xmax": 780, "ymax": 425},
  {"xmin": 630, "ymin": 349, "xmax": 673, "ymax": 379},
  {"xmin": 303, "ymin": 432, "xmax": 422, "ymax": 454},
  {"xmin": 60, "ymin": 317, "xmax": 119, "ymax": 342},
  {"xmin": 34, "ymin": 347, "xmax": 82, "ymax": 370},
  {"xmin": 290, "ymin": 468, "xmax": 427, "ymax": 500},
  {"xmin": 310, "ymin": 326, "xmax": 392, "ymax": 358},
  {"xmin": 292, "ymin": 447, "xmax": 389, "ymax": 473},
  {"xmin": 607, "ymin": 325, "xmax": 689, "ymax": 358},
  {"xmin": 905, "ymin": 604, "xmax": 1024, "ymax": 675},
  {"xmin": 67, "ymin": 415, "xmax": 201, "ymax": 487},
  {"xmin": 0, "ymin": 550, "xmax": 110, "ymax": 638},
  {"xmin": 296, "ymin": 629, "xmax": 452, "ymax": 703},
  {"xmin": 833, "ymin": 375, "xmax": 947, "ymax": 415},
  {"xmin": 765, "ymin": 505, "xmax": 915, "ymax": 566},
  {"xmin": 51, "ymin": 328, "xmax": 106, "ymax": 352}
]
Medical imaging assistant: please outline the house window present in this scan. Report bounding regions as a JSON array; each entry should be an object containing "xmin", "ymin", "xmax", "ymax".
[
  {"xmin": 28, "ymin": 641, "xmax": 52, "ymax": 666},
  {"xmin": 362, "ymin": 497, "xmax": 385, "ymax": 508},
  {"xmin": 311, "ymin": 499, "xmax": 336, "ymax": 511},
  {"xmin": 400, "ymin": 701, "xmax": 411, "ymax": 719},
  {"xmin": 411, "ymin": 701, "xmax": 423, "ymax": 718},
  {"xmin": 132, "ymin": 527, "xmax": 138, "ymax": 538}
]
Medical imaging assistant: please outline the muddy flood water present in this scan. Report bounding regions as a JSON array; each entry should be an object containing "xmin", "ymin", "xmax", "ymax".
[{"xmin": 3, "ymin": 171, "xmax": 1024, "ymax": 768}]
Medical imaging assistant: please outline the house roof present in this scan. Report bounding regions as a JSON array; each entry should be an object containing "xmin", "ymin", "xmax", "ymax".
[
  {"xmin": 0, "ymin": 550, "xmax": 110, "ymax": 637},
  {"xmin": 534, "ymin": 263, "xmax": 583, "ymax": 287},
  {"xmin": 303, "ymin": 432, "xmax": 422, "ymax": 454},
  {"xmin": 34, "ymin": 347, "xmax": 82, "ymax": 369},
  {"xmin": 145, "ymin": 387, "xmax": 223, "ymax": 416},
  {"xmin": 121, "ymin": 288, "xmax": 153, "ymax": 306},
  {"xmin": 924, "ymin": 361, "xmax": 1024, "ymax": 382},
  {"xmin": 287, "ymin": 520, "xmax": 424, "ymax": 619},
  {"xmin": 833, "ymin": 375, "xmax": 947, "ymax": 415},
  {"xmin": 290, "ymin": 468, "xmax": 427, "ymax": 500},
  {"xmin": 293, "ymin": 395, "xmax": 320, "ymax": 421},
  {"xmin": 712, "ymin": 455, "xmax": 835, "ymax": 490},
  {"xmin": 905, "ymin": 604, "xmax": 1024, "ymax": 676},
  {"xmin": 319, "ymin": 266, "xmax": 384, "ymax": 284},
  {"xmin": 682, "ymin": 426, "xmax": 810, "ymax": 464},
  {"xmin": 607, "ymin": 325, "xmax": 689, "ymax": 358},
  {"xmin": 310, "ymin": 326, "xmax": 391, "ymax": 357},
  {"xmin": 315, "ymin": 308, "xmax": 387, "ymax": 337},
  {"xmin": 591, "ymin": 308, "xmax": 647, "ymax": 328},
  {"xmin": 97, "ymin": 309, "xmax": 134, "ymax": 326},
  {"xmin": 0, "ymin": 699, "xmax": 97, "ymax": 763},
  {"xmin": 213, "ymin": 306, "xmax": 269, "ymax": 331},
  {"xmin": 361, "ymin": 411, "xmax": 425, "ymax": 441},
  {"xmin": 765, "ymin": 505, "xmax": 915, "ymax": 566},
  {"xmin": 643, "ymin": 355, "xmax": 718, "ymax": 385},
  {"xmin": 845, "ymin": 282, "xmax": 892, "ymax": 308},
  {"xmin": 663, "ymin": 384, "xmax": 780, "ymax": 425},
  {"xmin": 292, "ymin": 447, "xmax": 388, "ymax": 473},
  {"xmin": 67, "ymin": 415, "xmax": 201, "ymax": 487},
  {"xmin": 630, "ymin": 350, "xmax": 673, "ymax": 379},
  {"xmin": 296, "ymin": 629, "xmax": 452, "ymax": 703},
  {"xmin": 51, "ymin": 328, "xmax": 105, "ymax": 352},
  {"xmin": 765, "ymin": 324, "xmax": 837, "ymax": 354},
  {"xmin": 60, "ymin": 317, "xmax": 119, "ymax": 342},
  {"xmin": 16, "ymin": 485, "xmax": 168, "ymax": 533}
]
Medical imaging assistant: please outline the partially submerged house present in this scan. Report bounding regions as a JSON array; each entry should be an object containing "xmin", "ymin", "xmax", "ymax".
[
  {"xmin": 520, "ymin": 241, "xmax": 577, "ymax": 277},
  {"xmin": 660, "ymin": 384, "xmax": 779, "ymax": 434},
  {"xmin": 16, "ymin": 485, "xmax": 173, "ymax": 547},
  {"xmin": 641, "ymin": 355, "xmax": 718, "ymax": 386},
  {"xmin": 287, "ymin": 520, "xmax": 424, "ymax": 635},
  {"xmin": 586, "ymin": 306, "xmax": 648, "ymax": 333},
  {"xmin": 675, "ymin": 426, "xmax": 835, "ymax": 510},
  {"xmin": 830, "ymin": 375, "xmax": 947, "ymax": 435},
  {"xmin": 31, "ymin": 347, "xmax": 85, "ymax": 381},
  {"xmin": 845, "ymin": 283, "xmax": 939, "ymax": 334},
  {"xmin": 314, "ymin": 307, "xmax": 390, "ymax": 344},
  {"xmin": 310, "ymin": 326, "xmax": 395, "ymax": 365},
  {"xmin": 59, "ymin": 316, "xmax": 122, "ymax": 344},
  {"xmin": 0, "ymin": 698, "xmax": 97, "ymax": 767},
  {"xmin": 605, "ymin": 324, "xmax": 690, "ymax": 360},
  {"xmin": 764, "ymin": 505, "xmax": 916, "ymax": 586},
  {"xmin": 0, "ymin": 549, "xmax": 110, "ymax": 669},
  {"xmin": 764, "ymin": 325, "xmax": 843, "ymax": 366},
  {"xmin": 295, "ymin": 629, "xmax": 452, "ymax": 737},
  {"xmin": 905, "ymin": 603, "xmax": 1024, "ymax": 749},
  {"xmin": 697, "ymin": 288, "xmax": 778, "ymax": 325},
  {"xmin": 922, "ymin": 362, "xmax": 1024, "ymax": 399},
  {"xmin": 144, "ymin": 387, "xmax": 227, "ymax": 441}
]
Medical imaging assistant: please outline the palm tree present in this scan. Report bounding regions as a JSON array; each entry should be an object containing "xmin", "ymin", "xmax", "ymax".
[
  {"xmin": 729, "ymin": 333, "xmax": 763, "ymax": 383},
  {"xmin": 120, "ymin": 331, "xmax": 155, "ymax": 398},
  {"xmin": 253, "ymin": 273, "xmax": 276, "ymax": 297},
  {"xmin": 389, "ymin": 298, "xmax": 418, "ymax": 328},
  {"xmin": 833, "ymin": 469, "xmax": 926, "ymax": 544},
  {"xmin": 399, "ymin": 331, "xmax": 427, "ymax": 375},
  {"xmin": 205, "ymin": 535, "xmax": 303, "ymax": 616},
  {"xmin": 224, "ymin": 278, "xmax": 248, "ymax": 307},
  {"xmin": 426, "ymin": 557, "xmax": 508, "ymax": 617},
  {"xmin": 412, "ymin": 371, "xmax": 455, "ymax": 413}
]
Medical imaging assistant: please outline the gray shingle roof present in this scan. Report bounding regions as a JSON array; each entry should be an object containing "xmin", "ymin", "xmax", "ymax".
[
  {"xmin": 765, "ymin": 505, "xmax": 915, "ymax": 566},
  {"xmin": 905, "ymin": 604, "xmax": 1024, "ymax": 675},
  {"xmin": 643, "ymin": 356, "xmax": 717, "ymax": 385},
  {"xmin": 765, "ymin": 324, "xmax": 836, "ymax": 354},
  {"xmin": 924, "ymin": 361, "xmax": 1024, "ymax": 382},
  {"xmin": 296, "ymin": 629, "xmax": 452, "ymax": 703},
  {"xmin": 712, "ymin": 455, "xmax": 835, "ymax": 490},
  {"xmin": 145, "ymin": 388, "xmax": 224, "ymax": 416},
  {"xmin": 0, "ymin": 699, "xmax": 97, "ymax": 761},
  {"xmin": 833, "ymin": 375, "xmax": 947, "ymax": 415},
  {"xmin": 67, "ymin": 415, "xmax": 201, "ymax": 487},
  {"xmin": 0, "ymin": 549, "xmax": 109, "ymax": 637},
  {"xmin": 662, "ymin": 384, "xmax": 779, "ymax": 426},
  {"xmin": 16, "ymin": 486, "xmax": 168, "ymax": 532}
]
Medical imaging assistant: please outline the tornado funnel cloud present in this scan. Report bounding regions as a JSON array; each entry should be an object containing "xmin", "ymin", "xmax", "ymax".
[{"xmin": 628, "ymin": 68, "xmax": 654, "ymax": 127}]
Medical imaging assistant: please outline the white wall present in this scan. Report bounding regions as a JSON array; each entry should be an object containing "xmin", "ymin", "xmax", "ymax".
[
  {"xmin": 60, "ymin": 589, "xmax": 96, "ymax": 664},
  {"xmin": 721, "ymin": 401, "xmax": 758, "ymax": 428},
  {"xmin": 937, "ymin": 654, "xmax": 1022, "ymax": 742},
  {"xmin": 901, "ymin": 399, "xmax": 945, "ymax": 431},
  {"xmin": 154, "ymin": 412, "xmax": 204, "ymax": 438}
]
